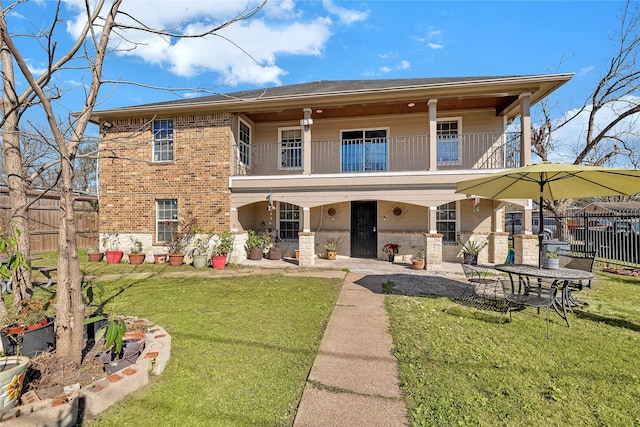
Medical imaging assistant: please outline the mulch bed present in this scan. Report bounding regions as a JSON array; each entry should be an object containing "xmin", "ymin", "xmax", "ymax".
[{"xmin": 601, "ymin": 267, "xmax": 640, "ymax": 277}]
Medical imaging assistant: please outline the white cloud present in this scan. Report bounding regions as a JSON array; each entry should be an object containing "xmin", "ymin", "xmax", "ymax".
[
  {"xmin": 378, "ymin": 51, "xmax": 395, "ymax": 59},
  {"xmin": 428, "ymin": 43, "xmax": 443, "ymax": 50},
  {"xmin": 379, "ymin": 66, "xmax": 392, "ymax": 73},
  {"xmin": 578, "ymin": 66, "xmax": 595, "ymax": 77},
  {"xmin": 321, "ymin": 0, "xmax": 369, "ymax": 25},
  {"xmin": 397, "ymin": 60, "xmax": 410, "ymax": 70},
  {"xmin": 63, "ymin": 0, "xmax": 334, "ymax": 86}
]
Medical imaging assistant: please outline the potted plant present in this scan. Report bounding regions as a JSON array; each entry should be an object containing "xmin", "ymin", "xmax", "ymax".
[
  {"xmin": 191, "ymin": 235, "xmax": 210, "ymax": 269},
  {"xmin": 543, "ymin": 247, "xmax": 560, "ymax": 269},
  {"xmin": 245, "ymin": 230, "xmax": 265, "ymax": 261},
  {"xmin": 128, "ymin": 237, "xmax": 145, "ymax": 265},
  {"xmin": 165, "ymin": 212, "xmax": 198, "ymax": 266},
  {"xmin": 0, "ymin": 299, "xmax": 56, "ymax": 357},
  {"xmin": 383, "ymin": 243, "xmax": 400, "ymax": 262},
  {"xmin": 0, "ymin": 355, "xmax": 29, "ymax": 412},
  {"xmin": 102, "ymin": 230, "xmax": 123, "ymax": 264},
  {"xmin": 87, "ymin": 247, "xmax": 104, "ymax": 262},
  {"xmin": 458, "ymin": 238, "xmax": 487, "ymax": 265},
  {"xmin": 412, "ymin": 247, "xmax": 425, "ymax": 270},
  {"xmin": 93, "ymin": 317, "xmax": 143, "ymax": 374},
  {"xmin": 324, "ymin": 238, "xmax": 341, "ymax": 260},
  {"xmin": 211, "ymin": 231, "xmax": 234, "ymax": 269}
]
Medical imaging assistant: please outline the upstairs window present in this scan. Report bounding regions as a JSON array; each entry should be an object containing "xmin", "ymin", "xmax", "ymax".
[
  {"xmin": 436, "ymin": 119, "xmax": 461, "ymax": 165},
  {"xmin": 279, "ymin": 128, "xmax": 303, "ymax": 170},
  {"xmin": 341, "ymin": 129, "xmax": 387, "ymax": 172},
  {"xmin": 153, "ymin": 119, "xmax": 174, "ymax": 162},
  {"xmin": 436, "ymin": 202, "xmax": 457, "ymax": 242},
  {"xmin": 238, "ymin": 119, "xmax": 251, "ymax": 167},
  {"xmin": 156, "ymin": 199, "xmax": 177, "ymax": 243}
]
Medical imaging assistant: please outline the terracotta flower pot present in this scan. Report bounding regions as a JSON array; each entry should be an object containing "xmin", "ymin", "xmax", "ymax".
[
  {"xmin": 211, "ymin": 255, "xmax": 227, "ymax": 269},
  {"xmin": 128, "ymin": 253, "xmax": 145, "ymax": 265},
  {"xmin": 412, "ymin": 260, "xmax": 425, "ymax": 270},
  {"xmin": 87, "ymin": 252, "xmax": 104, "ymax": 262},
  {"xmin": 154, "ymin": 254, "xmax": 167, "ymax": 265},
  {"xmin": 105, "ymin": 251, "xmax": 124, "ymax": 264},
  {"xmin": 248, "ymin": 248, "xmax": 263, "ymax": 260},
  {"xmin": 168, "ymin": 254, "xmax": 184, "ymax": 266}
]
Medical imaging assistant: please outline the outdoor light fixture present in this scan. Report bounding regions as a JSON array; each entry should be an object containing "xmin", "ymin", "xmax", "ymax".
[{"xmin": 101, "ymin": 121, "xmax": 112, "ymax": 129}]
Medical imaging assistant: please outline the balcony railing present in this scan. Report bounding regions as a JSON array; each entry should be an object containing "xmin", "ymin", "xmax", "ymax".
[{"xmin": 233, "ymin": 132, "xmax": 521, "ymax": 176}]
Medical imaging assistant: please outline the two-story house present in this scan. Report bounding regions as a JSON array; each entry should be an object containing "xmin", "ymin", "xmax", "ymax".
[{"xmin": 91, "ymin": 74, "xmax": 572, "ymax": 268}]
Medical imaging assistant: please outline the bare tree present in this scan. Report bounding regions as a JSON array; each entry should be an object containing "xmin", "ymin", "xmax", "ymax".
[
  {"xmin": 0, "ymin": 0, "xmax": 266, "ymax": 365},
  {"xmin": 532, "ymin": 0, "xmax": 640, "ymax": 224}
]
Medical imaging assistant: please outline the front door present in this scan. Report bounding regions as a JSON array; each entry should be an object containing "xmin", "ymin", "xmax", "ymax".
[{"xmin": 351, "ymin": 201, "xmax": 377, "ymax": 258}]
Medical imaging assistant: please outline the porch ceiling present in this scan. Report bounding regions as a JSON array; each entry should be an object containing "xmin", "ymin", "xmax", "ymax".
[{"xmin": 243, "ymin": 95, "xmax": 519, "ymax": 123}]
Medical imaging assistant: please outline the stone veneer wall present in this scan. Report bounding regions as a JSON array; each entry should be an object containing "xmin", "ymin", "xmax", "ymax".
[
  {"xmin": 458, "ymin": 232, "xmax": 491, "ymax": 264},
  {"xmin": 424, "ymin": 233, "xmax": 442, "ymax": 271},
  {"xmin": 377, "ymin": 231, "xmax": 428, "ymax": 261},
  {"xmin": 514, "ymin": 234, "xmax": 539, "ymax": 265},
  {"xmin": 490, "ymin": 232, "xmax": 510, "ymax": 264},
  {"xmin": 99, "ymin": 113, "xmax": 233, "ymax": 242},
  {"xmin": 298, "ymin": 232, "xmax": 315, "ymax": 267}
]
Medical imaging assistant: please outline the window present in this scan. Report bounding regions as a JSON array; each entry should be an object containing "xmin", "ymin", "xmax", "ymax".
[
  {"xmin": 341, "ymin": 129, "xmax": 387, "ymax": 172},
  {"xmin": 278, "ymin": 202, "xmax": 300, "ymax": 240},
  {"xmin": 238, "ymin": 119, "xmax": 251, "ymax": 166},
  {"xmin": 279, "ymin": 128, "xmax": 303, "ymax": 170},
  {"xmin": 153, "ymin": 119, "xmax": 174, "ymax": 162},
  {"xmin": 436, "ymin": 119, "xmax": 461, "ymax": 165},
  {"xmin": 157, "ymin": 199, "xmax": 178, "ymax": 242},
  {"xmin": 436, "ymin": 202, "xmax": 457, "ymax": 242}
]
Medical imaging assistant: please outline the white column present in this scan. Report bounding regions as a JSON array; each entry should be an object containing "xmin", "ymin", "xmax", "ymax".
[
  {"xmin": 428, "ymin": 99, "xmax": 438, "ymax": 171},
  {"xmin": 302, "ymin": 207, "xmax": 311, "ymax": 232},
  {"xmin": 301, "ymin": 108, "xmax": 313, "ymax": 175},
  {"xmin": 429, "ymin": 206, "xmax": 438, "ymax": 234},
  {"xmin": 519, "ymin": 93, "xmax": 531, "ymax": 166}
]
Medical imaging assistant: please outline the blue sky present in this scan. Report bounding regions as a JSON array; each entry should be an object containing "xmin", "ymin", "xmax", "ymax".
[{"xmin": 6, "ymin": 1, "xmax": 628, "ymax": 129}]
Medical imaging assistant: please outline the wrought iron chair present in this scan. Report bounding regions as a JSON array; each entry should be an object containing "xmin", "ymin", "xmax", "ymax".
[
  {"xmin": 499, "ymin": 277, "xmax": 559, "ymax": 339},
  {"xmin": 459, "ymin": 263, "xmax": 501, "ymax": 309},
  {"xmin": 558, "ymin": 250, "xmax": 597, "ymax": 307}
]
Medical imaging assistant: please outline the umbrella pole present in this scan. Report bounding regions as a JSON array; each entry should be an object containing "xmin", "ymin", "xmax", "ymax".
[{"xmin": 538, "ymin": 188, "xmax": 544, "ymax": 268}]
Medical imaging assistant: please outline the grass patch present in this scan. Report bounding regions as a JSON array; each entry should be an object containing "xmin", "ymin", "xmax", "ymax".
[
  {"xmin": 38, "ymin": 253, "xmax": 343, "ymax": 426},
  {"xmin": 386, "ymin": 273, "xmax": 640, "ymax": 426}
]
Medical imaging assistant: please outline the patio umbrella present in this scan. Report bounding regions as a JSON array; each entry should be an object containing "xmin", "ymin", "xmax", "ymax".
[{"xmin": 455, "ymin": 162, "xmax": 640, "ymax": 267}]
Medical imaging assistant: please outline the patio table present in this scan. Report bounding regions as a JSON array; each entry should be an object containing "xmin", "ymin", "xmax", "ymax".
[{"xmin": 494, "ymin": 264, "xmax": 594, "ymax": 327}]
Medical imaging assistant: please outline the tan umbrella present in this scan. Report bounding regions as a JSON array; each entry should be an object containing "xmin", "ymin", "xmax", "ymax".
[{"xmin": 455, "ymin": 162, "xmax": 640, "ymax": 267}]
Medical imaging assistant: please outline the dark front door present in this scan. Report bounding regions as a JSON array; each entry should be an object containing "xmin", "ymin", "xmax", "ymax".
[{"xmin": 351, "ymin": 201, "xmax": 377, "ymax": 258}]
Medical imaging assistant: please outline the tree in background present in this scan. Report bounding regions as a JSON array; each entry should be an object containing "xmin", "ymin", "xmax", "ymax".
[{"xmin": 0, "ymin": 0, "xmax": 265, "ymax": 365}]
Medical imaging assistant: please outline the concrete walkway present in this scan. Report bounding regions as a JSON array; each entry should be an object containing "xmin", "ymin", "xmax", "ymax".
[{"xmin": 293, "ymin": 272, "xmax": 408, "ymax": 427}]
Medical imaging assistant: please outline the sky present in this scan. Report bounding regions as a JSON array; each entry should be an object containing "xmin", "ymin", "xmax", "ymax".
[{"xmin": 4, "ymin": 0, "xmax": 632, "ymax": 156}]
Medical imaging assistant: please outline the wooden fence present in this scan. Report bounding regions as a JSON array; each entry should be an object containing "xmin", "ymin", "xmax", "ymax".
[{"xmin": 0, "ymin": 188, "xmax": 98, "ymax": 254}]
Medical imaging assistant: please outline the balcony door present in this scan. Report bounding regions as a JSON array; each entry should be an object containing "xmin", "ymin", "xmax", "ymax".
[
  {"xmin": 351, "ymin": 201, "xmax": 377, "ymax": 258},
  {"xmin": 341, "ymin": 129, "xmax": 387, "ymax": 172}
]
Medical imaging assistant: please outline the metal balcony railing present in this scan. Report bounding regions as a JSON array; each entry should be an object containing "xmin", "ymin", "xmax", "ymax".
[{"xmin": 232, "ymin": 132, "xmax": 521, "ymax": 176}]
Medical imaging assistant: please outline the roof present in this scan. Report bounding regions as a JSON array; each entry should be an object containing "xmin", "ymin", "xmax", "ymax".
[
  {"xmin": 90, "ymin": 73, "xmax": 573, "ymax": 123},
  {"xmin": 581, "ymin": 201, "xmax": 640, "ymax": 213}
]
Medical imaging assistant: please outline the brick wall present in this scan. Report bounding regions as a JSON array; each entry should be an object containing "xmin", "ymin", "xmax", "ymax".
[{"xmin": 99, "ymin": 113, "xmax": 233, "ymax": 241}]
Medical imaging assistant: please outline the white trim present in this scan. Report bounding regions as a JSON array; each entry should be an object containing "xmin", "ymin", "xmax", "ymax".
[
  {"xmin": 238, "ymin": 118, "xmax": 252, "ymax": 168},
  {"xmin": 436, "ymin": 117, "xmax": 463, "ymax": 166}
]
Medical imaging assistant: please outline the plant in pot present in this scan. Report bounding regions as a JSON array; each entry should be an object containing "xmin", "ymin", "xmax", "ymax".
[
  {"xmin": 87, "ymin": 247, "xmax": 104, "ymax": 262},
  {"xmin": 165, "ymin": 212, "xmax": 198, "ymax": 267},
  {"xmin": 0, "ymin": 298, "xmax": 56, "ymax": 358},
  {"xmin": 191, "ymin": 235, "xmax": 210, "ymax": 269},
  {"xmin": 412, "ymin": 247, "xmax": 425, "ymax": 270},
  {"xmin": 324, "ymin": 238, "xmax": 341, "ymax": 260},
  {"xmin": 245, "ymin": 230, "xmax": 265, "ymax": 261},
  {"xmin": 93, "ymin": 317, "xmax": 143, "ymax": 374},
  {"xmin": 128, "ymin": 237, "xmax": 146, "ymax": 265},
  {"xmin": 382, "ymin": 243, "xmax": 400, "ymax": 262},
  {"xmin": 458, "ymin": 238, "xmax": 487, "ymax": 265},
  {"xmin": 102, "ymin": 230, "xmax": 123, "ymax": 264},
  {"xmin": 542, "ymin": 247, "xmax": 560, "ymax": 269},
  {"xmin": 211, "ymin": 231, "xmax": 234, "ymax": 269}
]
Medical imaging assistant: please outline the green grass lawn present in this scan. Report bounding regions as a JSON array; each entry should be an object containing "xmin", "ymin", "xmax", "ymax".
[
  {"xmin": 45, "ymin": 253, "xmax": 344, "ymax": 426},
  {"xmin": 386, "ymin": 272, "xmax": 640, "ymax": 426}
]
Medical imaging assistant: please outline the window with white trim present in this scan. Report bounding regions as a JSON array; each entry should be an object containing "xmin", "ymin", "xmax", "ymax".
[
  {"xmin": 341, "ymin": 129, "xmax": 387, "ymax": 172},
  {"xmin": 436, "ymin": 119, "xmax": 461, "ymax": 165},
  {"xmin": 238, "ymin": 119, "xmax": 251, "ymax": 167},
  {"xmin": 436, "ymin": 202, "xmax": 457, "ymax": 242},
  {"xmin": 278, "ymin": 202, "xmax": 300, "ymax": 240},
  {"xmin": 153, "ymin": 119, "xmax": 174, "ymax": 162},
  {"xmin": 279, "ymin": 127, "xmax": 303, "ymax": 170},
  {"xmin": 156, "ymin": 199, "xmax": 178, "ymax": 242}
]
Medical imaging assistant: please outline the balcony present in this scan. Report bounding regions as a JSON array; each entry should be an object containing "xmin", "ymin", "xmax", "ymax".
[{"xmin": 232, "ymin": 132, "xmax": 521, "ymax": 176}]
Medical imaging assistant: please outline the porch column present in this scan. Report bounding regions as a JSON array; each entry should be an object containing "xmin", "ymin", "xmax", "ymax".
[
  {"xmin": 298, "ymin": 232, "xmax": 315, "ymax": 267},
  {"xmin": 519, "ymin": 93, "xmax": 532, "ymax": 166},
  {"xmin": 428, "ymin": 99, "xmax": 437, "ymax": 171},
  {"xmin": 495, "ymin": 205, "xmax": 504, "ymax": 233},
  {"xmin": 230, "ymin": 207, "xmax": 239, "ymax": 232},
  {"xmin": 424, "ymin": 233, "xmax": 442, "ymax": 271},
  {"xmin": 428, "ymin": 206, "xmax": 438, "ymax": 234},
  {"xmin": 523, "ymin": 200, "xmax": 533, "ymax": 235},
  {"xmin": 301, "ymin": 108, "xmax": 313, "ymax": 175},
  {"xmin": 302, "ymin": 206, "xmax": 311, "ymax": 232}
]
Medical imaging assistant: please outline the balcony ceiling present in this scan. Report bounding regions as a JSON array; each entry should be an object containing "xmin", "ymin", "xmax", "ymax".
[{"xmin": 242, "ymin": 94, "xmax": 520, "ymax": 123}]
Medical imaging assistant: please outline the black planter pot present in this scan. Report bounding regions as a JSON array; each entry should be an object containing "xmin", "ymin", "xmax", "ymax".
[
  {"xmin": 462, "ymin": 253, "xmax": 478, "ymax": 265},
  {"xmin": 1, "ymin": 317, "xmax": 56, "ymax": 357},
  {"xmin": 99, "ymin": 341, "xmax": 142, "ymax": 374}
]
